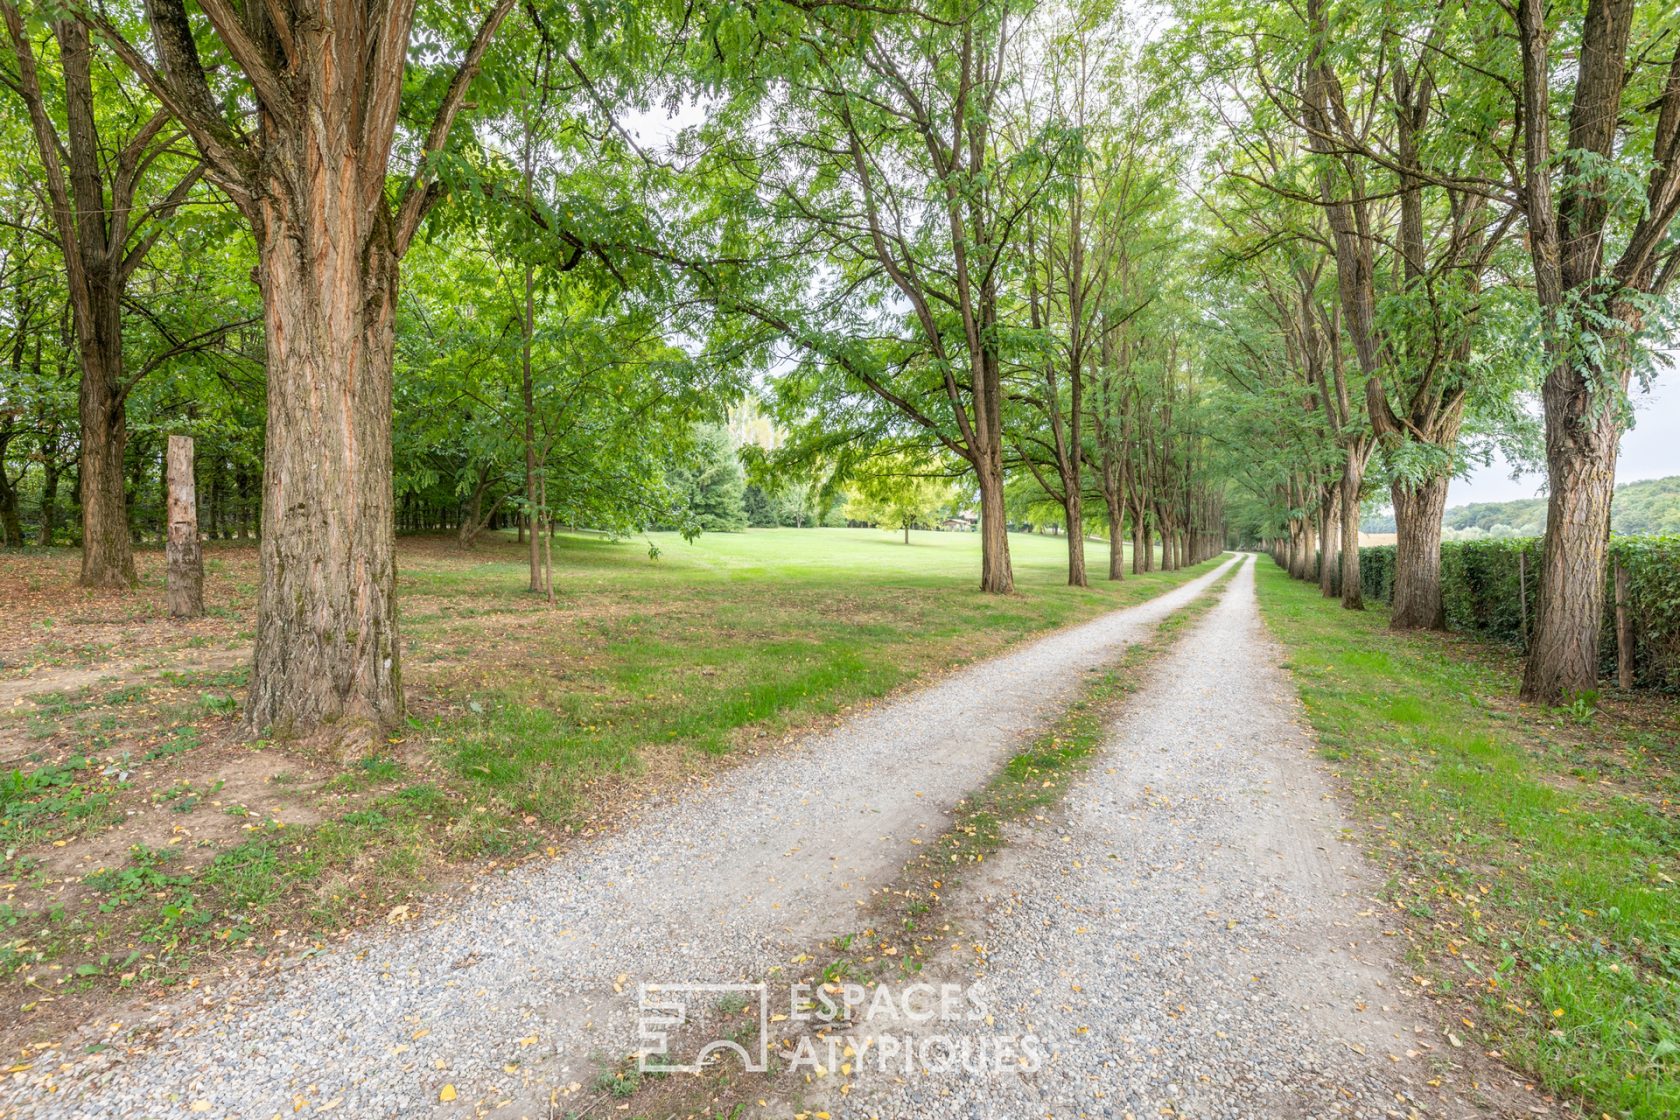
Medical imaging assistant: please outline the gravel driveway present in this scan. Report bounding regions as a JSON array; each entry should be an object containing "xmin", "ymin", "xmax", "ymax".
[
  {"xmin": 11, "ymin": 558, "xmax": 1238, "ymax": 1119},
  {"xmin": 819, "ymin": 556, "xmax": 1559, "ymax": 1119}
]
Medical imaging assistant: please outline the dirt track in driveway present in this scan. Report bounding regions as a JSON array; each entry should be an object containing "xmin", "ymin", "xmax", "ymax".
[
  {"xmin": 820, "ymin": 557, "xmax": 1564, "ymax": 1119},
  {"xmin": 6, "ymin": 559, "xmax": 1240, "ymax": 1119}
]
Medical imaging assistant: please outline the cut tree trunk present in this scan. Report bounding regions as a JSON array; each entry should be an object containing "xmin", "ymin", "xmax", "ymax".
[
  {"xmin": 166, "ymin": 435, "xmax": 203, "ymax": 618},
  {"xmin": 1390, "ymin": 474, "xmax": 1450, "ymax": 629}
]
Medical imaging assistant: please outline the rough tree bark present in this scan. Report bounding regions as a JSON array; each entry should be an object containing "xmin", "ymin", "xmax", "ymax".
[
  {"xmin": 246, "ymin": 185, "xmax": 404, "ymax": 733},
  {"xmin": 1104, "ymin": 495, "xmax": 1124, "ymax": 580},
  {"xmin": 0, "ymin": 419, "xmax": 22, "ymax": 546},
  {"xmin": 1318, "ymin": 485, "xmax": 1339, "ymax": 598},
  {"xmin": 0, "ymin": 10, "xmax": 167, "ymax": 586},
  {"xmin": 166, "ymin": 435, "xmax": 204, "ymax": 618},
  {"xmin": 101, "ymin": 0, "xmax": 519, "ymax": 736},
  {"xmin": 37, "ymin": 456, "xmax": 59, "ymax": 546},
  {"xmin": 1126, "ymin": 505, "xmax": 1142, "ymax": 574},
  {"xmin": 1510, "ymin": 0, "xmax": 1680, "ymax": 702},
  {"xmin": 1389, "ymin": 475, "xmax": 1450, "ymax": 629},
  {"xmin": 976, "ymin": 454, "xmax": 1014, "ymax": 594},
  {"xmin": 1336, "ymin": 459, "xmax": 1365, "ymax": 609}
]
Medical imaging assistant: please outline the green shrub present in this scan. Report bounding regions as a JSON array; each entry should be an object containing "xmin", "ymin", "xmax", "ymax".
[{"xmin": 1358, "ymin": 536, "xmax": 1680, "ymax": 691}]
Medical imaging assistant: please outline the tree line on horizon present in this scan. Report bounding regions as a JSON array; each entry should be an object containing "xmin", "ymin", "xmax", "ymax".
[{"xmin": 1359, "ymin": 475, "xmax": 1680, "ymax": 541}]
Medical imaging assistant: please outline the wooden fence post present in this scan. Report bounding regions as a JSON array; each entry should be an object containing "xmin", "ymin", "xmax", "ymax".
[
  {"xmin": 1517, "ymin": 549, "xmax": 1529, "ymax": 650},
  {"xmin": 1614, "ymin": 563, "xmax": 1634, "ymax": 690},
  {"xmin": 166, "ymin": 435, "xmax": 204, "ymax": 619}
]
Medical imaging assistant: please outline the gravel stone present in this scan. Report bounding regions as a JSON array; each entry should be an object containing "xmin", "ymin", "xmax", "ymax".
[
  {"xmin": 819, "ymin": 556, "xmax": 1557, "ymax": 1119},
  {"xmin": 9, "ymin": 559, "xmax": 1238, "ymax": 1119}
]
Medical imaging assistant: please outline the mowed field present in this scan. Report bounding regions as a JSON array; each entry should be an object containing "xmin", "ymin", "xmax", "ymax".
[{"xmin": 0, "ymin": 527, "xmax": 1212, "ymax": 1046}]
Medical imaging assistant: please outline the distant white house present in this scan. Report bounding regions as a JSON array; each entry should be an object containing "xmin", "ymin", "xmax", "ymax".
[{"xmin": 940, "ymin": 512, "xmax": 978, "ymax": 532}]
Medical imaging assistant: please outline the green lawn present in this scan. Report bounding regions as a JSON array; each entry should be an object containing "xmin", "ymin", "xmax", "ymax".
[
  {"xmin": 0, "ymin": 528, "xmax": 1220, "ymax": 1009},
  {"xmin": 404, "ymin": 528, "xmax": 1199, "ymax": 825},
  {"xmin": 1254, "ymin": 561, "xmax": 1680, "ymax": 1119}
]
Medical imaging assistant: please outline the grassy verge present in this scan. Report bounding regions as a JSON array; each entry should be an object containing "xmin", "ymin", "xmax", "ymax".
[
  {"xmin": 602, "ymin": 564, "xmax": 1238, "ymax": 1120},
  {"xmin": 0, "ymin": 531, "xmax": 1224, "ymax": 1046},
  {"xmin": 1253, "ymin": 561, "xmax": 1679, "ymax": 1120}
]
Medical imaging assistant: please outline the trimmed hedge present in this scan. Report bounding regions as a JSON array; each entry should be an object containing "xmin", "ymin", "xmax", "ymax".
[{"xmin": 1359, "ymin": 536, "xmax": 1680, "ymax": 692}]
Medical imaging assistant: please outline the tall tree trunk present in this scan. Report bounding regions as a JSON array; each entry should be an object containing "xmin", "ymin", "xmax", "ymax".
[
  {"xmin": 77, "ymin": 318, "xmax": 135, "ymax": 585},
  {"xmin": 1507, "ymin": 0, "xmax": 1680, "ymax": 702},
  {"xmin": 1390, "ymin": 474, "xmax": 1450, "ymax": 629},
  {"xmin": 244, "ymin": 207, "xmax": 403, "ymax": 738},
  {"xmin": 1130, "ymin": 503, "xmax": 1147, "ymax": 574},
  {"xmin": 37, "ymin": 458, "xmax": 58, "ymax": 546},
  {"xmin": 522, "ymin": 181, "xmax": 541, "ymax": 592},
  {"xmin": 1339, "ymin": 460, "xmax": 1364, "ymax": 609},
  {"xmin": 1521, "ymin": 365, "xmax": 1621, "ymax": 701},
  {"xmin": 236, "ymin": 466, "xmax": 253, "ymax": 540},
  {"xmin": 976, "ymin": 456, "xmax": 1013, "ymax": 594},
  {"xmin": 1105, "ymin": 493, "xmax": 1124, "ymax": 581},
  {"xmin": 1, "ymin": 11, "xmax": 143, "ymax": 585},
  {"xmin": 0, "ymin": 465, "xmax": 21, "ymax": 546},
  {"xmin": 1062, "ymin": 491, "xmax": 1086, "ymax": 587},
  {"xmin": 1319, "ymin": 486, "xmax": 1340, "ymax": 598},
  {"xmin": 119, "ymin": 0, "xmax": 520, "ymax": 741}
]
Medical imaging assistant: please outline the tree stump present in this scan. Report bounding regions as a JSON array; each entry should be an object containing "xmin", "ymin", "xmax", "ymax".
[{"xmin": 166, "ymin": 435, "xmax": 204, "ymax": 619}]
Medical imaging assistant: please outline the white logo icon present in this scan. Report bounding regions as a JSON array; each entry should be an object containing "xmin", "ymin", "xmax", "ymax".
[{"xmin": 637, "ymin": 983, "xmax": 769, "ymax": 1073}]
